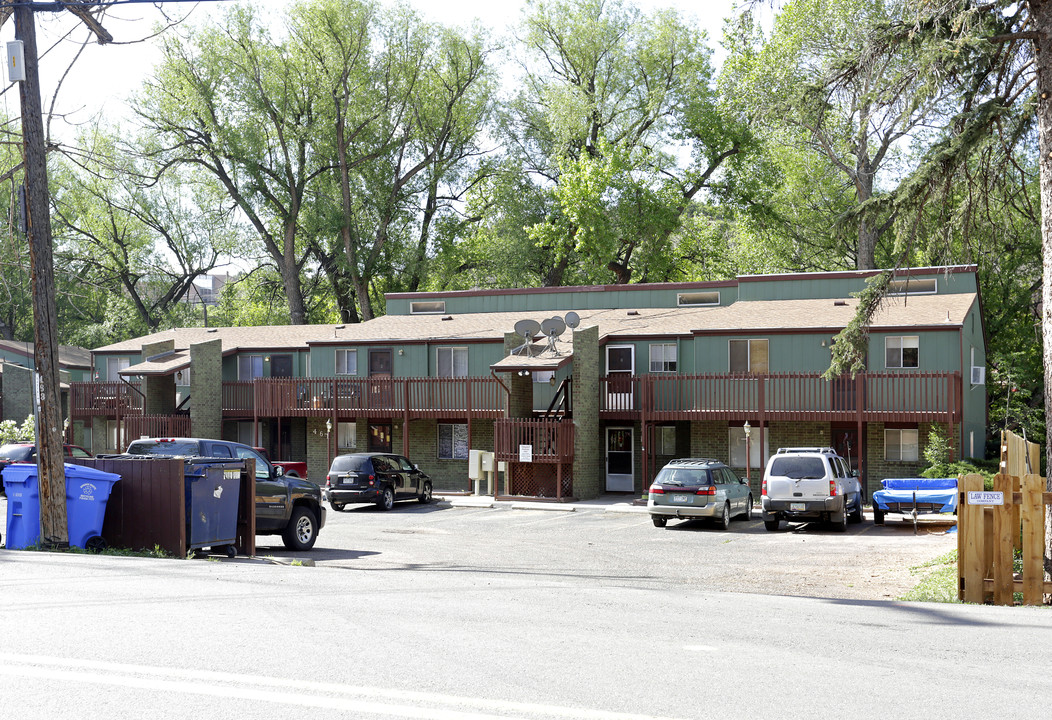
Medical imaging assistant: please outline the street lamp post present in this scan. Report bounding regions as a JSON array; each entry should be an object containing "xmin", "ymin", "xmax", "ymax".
[{"xmin": 743, "ymin": 420, "xmax": 752, "ymax": 484}]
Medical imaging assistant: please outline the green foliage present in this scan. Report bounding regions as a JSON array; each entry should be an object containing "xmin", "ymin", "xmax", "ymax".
[
  {"xmin": 923, "ymin": 424, "xmax": 950, "ymax": 468},
  {"xmin": 899, "ymin": 550, "xmax": 960, "ymax": 604},
  {"xmin": 0, "ymin": 416, "xmax": 35, "ymax": 444}
]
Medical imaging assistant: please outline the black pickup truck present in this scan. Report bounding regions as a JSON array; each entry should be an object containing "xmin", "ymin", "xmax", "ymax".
[{"xmin": 120, "ymin": 437, "xmax": 325, "ymax": 551}]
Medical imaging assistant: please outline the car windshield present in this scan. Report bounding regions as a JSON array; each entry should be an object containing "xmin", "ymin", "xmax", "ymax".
[
  {"xmin": 0, "ymin": 444, "xmax": 33, "ymax": 462},
  {"xmin": 654, "ymin": 467, "xmax": 711, "ymax": 487},
  {"xmin": 769, "ymin": 457, "xmax": 826, "ymax": 479},
  {"xmin": 329, "ymin": 455, "xmax": 370, "ymax": 473},
  {"xmin": 127, "ymin": 440, "xmax": 202, "ymax": 456}
]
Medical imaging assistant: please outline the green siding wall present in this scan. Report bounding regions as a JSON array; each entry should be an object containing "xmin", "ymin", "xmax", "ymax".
[{"xmin": 310, "ymin": 342, "xmax": 505, "ymax": 378}]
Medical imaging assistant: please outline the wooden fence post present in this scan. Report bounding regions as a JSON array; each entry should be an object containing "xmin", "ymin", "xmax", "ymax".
[
  {"xmin": 992, "ymin": 474, "xmax": 1015, "ymax": 606},
  {"xmin": 957, "ymin": 473, "xmax": 985, "ymax": 603},
  {"xmin": 1021, "ymin": 474, "xmax": 1046, "ymax": 606}
]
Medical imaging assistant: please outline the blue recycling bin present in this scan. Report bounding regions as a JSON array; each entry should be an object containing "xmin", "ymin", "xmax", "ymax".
[
  {"xmin": 184, "ymin": 460, "xmax": 242, "ymax": 556},
  {"xmin": 3, "ymin": 463, "xmax": 120, "ymax": 550}
]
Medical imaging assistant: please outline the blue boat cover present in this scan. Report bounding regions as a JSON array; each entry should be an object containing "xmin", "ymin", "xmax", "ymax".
[{"xmin": 873, "ymin": 478, "xmax": 958, "ymax": 513}]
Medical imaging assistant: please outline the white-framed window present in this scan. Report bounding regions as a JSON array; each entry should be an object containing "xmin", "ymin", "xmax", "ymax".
[
  {"xmin": 656, "ymin": 426, "xmax": 676, "ymax": 455},
  {"xmin": 887, "ymin": 278, "xmax": 936, "ymax": 295},
  {"xmin": 337, "ymin": 422, "xmax": 357, "ymax": 450},
  {"xmin": 411, "ymin": 300, "xmax": 446, "ymax": 314},
  {"xmin": 106, "ymin": 420, "xmax": 127, "ymax": 452},
  {"xmin": 437, "ymin": 347, "xmax": 468, "ymax": 377},
  {"xmin": 728, "ymin": 425, "xmax": 766, "ymax": 469},
  {"xmin": 438, "ymin": 423, "xmax": 469, "ymax": 459},
  {"xmin": 238, "ymin": 354, "xmax": 264, "ymax": 380},
  {"xmin": 336, "ymin": 349, "xmax": 357, "ymax": 376},
  {"xmin": 105, "ymin": 356, "xmax": 130, "ymax": 381},
  {"xmin": 885, "ymin": 428, "xmax": 920, "ymax": 462},
  {"xmin": 533, "ymin": 370, "xmax": 555, "ymax": 384},
  {"xmin": 649, "ymin": 343, "xmax": 677, "ymax": 372},
  {"xmin": 677, "ymin": 291, "xmax": 720, "ymax": 307},
  {"xmin": 729, "ymin": 339, "xmax": 769, "ymax": 373},
  {"xmin": 173, "ymin": 368, "xmax": 189, "ymax": 385},
  {"xmin": 885, "ymin": 336, "xmax": 919, "ymax": 369}
]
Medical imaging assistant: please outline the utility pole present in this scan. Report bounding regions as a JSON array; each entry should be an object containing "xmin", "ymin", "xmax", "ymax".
[
  {"xmin": 7, "ymin": 0, "xmax": 111, "ymax": 548},
  {"xmin": 13, "ymin": 0, "xmax": 66, "ymax": 547}
]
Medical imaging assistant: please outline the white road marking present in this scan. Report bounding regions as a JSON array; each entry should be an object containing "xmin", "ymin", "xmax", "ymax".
[{"xmin": 0, "ymin": 653, "xmax": 686, "ymax": 720}]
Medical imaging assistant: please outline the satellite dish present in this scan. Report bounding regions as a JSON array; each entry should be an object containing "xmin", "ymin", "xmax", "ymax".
[
  {"xmin": 564, "ymin": 311, "xmax": 580, "ymax": 329},
  {"xmin": 541, "ymin": 317, "xmax": 566, "ymax": 337},
  {"xmin": 514, "ymin": 319, "xmax": 542, "ymax": 338}
]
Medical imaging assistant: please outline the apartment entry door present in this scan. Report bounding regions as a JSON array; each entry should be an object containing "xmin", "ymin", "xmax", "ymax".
[{"xmin": 606, "ymin": 427, "xmax": 634, "ymax": 492}]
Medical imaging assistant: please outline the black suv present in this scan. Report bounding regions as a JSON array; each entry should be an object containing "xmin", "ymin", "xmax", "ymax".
[
  {"xmin": 325, "ymin": 453, "xmax": 432, "ymax": 511},
  {"xmin": 121, "ymin": 437, "xmax": 326, "ymax": 550}
]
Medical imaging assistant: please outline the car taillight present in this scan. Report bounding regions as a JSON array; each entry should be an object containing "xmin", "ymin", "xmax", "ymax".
[
  {"xmin": 696, "ymin": 485, "xmax": 716, "ymax": 496},
  {"xmin": 649, "ymin": 484, "xmax": 664, "ymax": 494},
  {"xmin": 829, "ymin": 480, "xmax": 838, "ymax": 496},
  {"xmin": 761, "ymin": 479, "xmax": 767, "ymax": 496},
  {"xmin": 367, "ymin": 474, "xmax": 375, "ymax": 486},
  {"xmin": 325, "ymin": 476, "xmax": 331, "ymax": 487}
]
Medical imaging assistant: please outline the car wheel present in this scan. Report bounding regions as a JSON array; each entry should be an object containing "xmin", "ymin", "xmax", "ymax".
[
  {"xmin": 419, "ymin": 482, "xmax": 433, "ymax": 504},
  {"xmin": 716, "ymin": 502, "xmax": 731, "ymax": 531},
  {"xmin": 764, "ymin": 518, "xmax": 780, "ymax": 531},
  {"xmin": 874, "ymin": 508, "xmax": 885, "ymax": 525},
  {"xmin": 652, "ymin": 516, "xmax": 667, "ymax": 528},
  {"xmin": 377, "ymin": 486, "xmax": 395, "ymax": 511},
  {"xmin": 830, "ymin": 510, "xmax": 848, "ymax": 533},
  {"xmin": 742, "ymin": 495, "xmax": 753, "ymax": 521},
  {"xmin": 849, "ymin": 495, "xmax": 864, "ymax": 524},
  {"xmin": 330, "ymin": 501, "xmax": 346, "ymax": 512},
  {"xmin": 281, "ymin": 506, "xmax": 318, "ymax": 551}
]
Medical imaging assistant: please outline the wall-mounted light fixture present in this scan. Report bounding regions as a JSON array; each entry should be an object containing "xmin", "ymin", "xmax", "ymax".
[{"xmin": 398, "ymin": 349, "xmax": 404, "ymax": 356}]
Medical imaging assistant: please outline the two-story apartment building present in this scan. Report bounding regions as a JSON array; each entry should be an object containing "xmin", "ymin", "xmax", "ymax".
[
  {"xmin": 0, "ymin": 340, "xmax": 91, "ymax": 424},
  {"xmin": 72, "ymin": 266, "xmax": 987, "ymax": 500}
]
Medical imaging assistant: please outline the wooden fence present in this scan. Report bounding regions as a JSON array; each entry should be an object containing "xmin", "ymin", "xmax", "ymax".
[{"xmin": 957, "ymin": 430, "xmax": 1047, "ymax": 605}]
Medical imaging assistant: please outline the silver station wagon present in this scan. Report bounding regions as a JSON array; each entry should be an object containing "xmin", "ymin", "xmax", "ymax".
[{"xmin": 647, "ymin": 458, "xmax": 753, "ymax": 529}]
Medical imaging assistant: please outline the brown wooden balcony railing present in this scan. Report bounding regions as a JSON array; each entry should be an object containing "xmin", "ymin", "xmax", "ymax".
[
  {"xmin": 601, "ymin": 371, "xmax": 962, "ymax": 422},
  {"xmin": 250, "ymin": 376, "xmax": 506, "ymax": 419},
  {"xmin": 69, "ymin": 381, "xmax": 143, "ymax": 418},
  {"xmin": 494, "ymin": 418, "xmax": 574, "ymax": 464}
]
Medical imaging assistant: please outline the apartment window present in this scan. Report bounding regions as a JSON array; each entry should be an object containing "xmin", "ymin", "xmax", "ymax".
[
  {"xmin": 533, "ymin": 370, "xmax": 555, "ymax": 384},
  {"xmin": 885, "ymin": 428, "xmax": 919, "ymax": 462},
  {"xmin": 649, "ymin": 343, "xmax": 677, "ymax": 372},
  {"xmin": 729, "ymin": 339, "xmax": 769, "ymax": 373},
  {"xmin": 105, "ymin": 357, "xmax": 130, "ymax": 381},
  {"xmin": 887, "ymin": 278, "xmax": 936, "ymax": 295},
  {"xmin": 677, "ymin": 291, "xmax": 720, "ymax": 307},
  {"xmin": 656, "ymin": 426, "xmax": 676, "ymax": 455},
  {"xmin": 885, "ymin": 336, "xmax": 919, "ymax": 369},
  {"xmin": 437, "ymin": 347, "xmax": 468, "ymax": 377},
  {"xmin": 337, "ymin": 422, "xmax": 357, "ymax": 450},
  {"xmin": 173, "ymin": 369, "xmax": 189, "ymax": 385},
  {"xmin": 106, "ymin": 420, "xmax": 126, "ymax": 452},
  {"xmin": 411, "ymin": 300, "xmax": 446, "ymax": 314},
  {"xmin": 728, "ymin": 425, "xmax": 766, "ymax": 468},
  {"xmin": 336, "ymin": 349, "xmax": 357, "ymax": 376},
  {"xmin": 438, "ymin": 423, "xmax": 468, "ymax": 459},
  {"xmin": 238, "ymin": 354, "xmax": 264, "ymax": 380}
]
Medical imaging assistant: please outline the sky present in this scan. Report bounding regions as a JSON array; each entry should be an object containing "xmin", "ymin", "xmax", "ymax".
[{"xmin": 0, "ymin": 0, "xmax": 742, "ymax": 142}]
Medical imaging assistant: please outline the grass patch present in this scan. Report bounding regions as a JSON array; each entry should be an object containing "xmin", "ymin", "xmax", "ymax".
[{"xmin": 899, "ymin": 550, "xmax": 960, "ymax": 603}]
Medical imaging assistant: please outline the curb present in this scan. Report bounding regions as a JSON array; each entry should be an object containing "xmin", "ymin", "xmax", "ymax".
[{"xmin": 508, "ymin": 502, "xmax": 575, "ymax": 512}]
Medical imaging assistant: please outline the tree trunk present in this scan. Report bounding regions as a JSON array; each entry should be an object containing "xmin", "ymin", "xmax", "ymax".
[{"xmin": 1032, "ymin": 0, "xmax": 1052, "ymax": 575}]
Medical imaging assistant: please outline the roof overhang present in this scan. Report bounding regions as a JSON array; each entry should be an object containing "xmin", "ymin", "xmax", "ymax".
[{"xmin": 120, "ymin": 350, "xmax": 191, "ymax": 377}]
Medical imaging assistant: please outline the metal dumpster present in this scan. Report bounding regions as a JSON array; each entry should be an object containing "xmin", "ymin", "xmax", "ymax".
[{"xmin": 184, "ymin": 459, "xmax": 243, "ymax": 557}]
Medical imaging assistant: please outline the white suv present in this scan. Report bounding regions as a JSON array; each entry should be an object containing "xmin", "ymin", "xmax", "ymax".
[{"xmin": 760, "ymin": 447, "xmax": 863, "ymax": 532}]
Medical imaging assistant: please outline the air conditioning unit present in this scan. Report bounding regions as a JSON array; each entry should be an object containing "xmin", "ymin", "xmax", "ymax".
[{"xmin": 971, "ymin": 366, "xmax": 986, "ymax": 385}]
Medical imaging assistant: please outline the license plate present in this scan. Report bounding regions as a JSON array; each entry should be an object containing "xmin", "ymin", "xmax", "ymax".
[
  {"xmin": 672, "ymin": 494, "xmax": 691, "ymax": 503},
  {"xmin": 790, "ymin": 502, "xmax": 806, "ymax": 512}
]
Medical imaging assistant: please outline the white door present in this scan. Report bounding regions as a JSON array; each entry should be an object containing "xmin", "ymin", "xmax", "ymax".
[
  {"xmin": 606, "ymin": 427, "xmax": 634, "ymax": 492},
  {"xmin": 606, "ymin": 345, "xmax": 635, "ymax": 410}
]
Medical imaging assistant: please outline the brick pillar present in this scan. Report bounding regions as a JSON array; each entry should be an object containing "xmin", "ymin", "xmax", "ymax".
[
  {"xmin": 306, "ymin": 417, "xmax": 331, "ymax": 482},
  {"xmin": 190, "ymin": 339, "xmax": 222, "ymax": 439},
  {"xmin": 1, "ymin": 362, "xmax": 33, "ymax": 423},
  {"xmin": 503, "ymin": 332, "xmax": 533, "ymax": 418},
  {"xmin": 141, "ymin": 340, "xmax": 176, "ymax": 416},
  {"xmin": 572, "ymin": 325, "xmax": 601, "ymax": 500}
]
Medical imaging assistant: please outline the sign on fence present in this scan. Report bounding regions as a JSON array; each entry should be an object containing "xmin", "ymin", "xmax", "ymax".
[
  {"xmin": 518, "ymin": 444, "xmax": 533, "ymax": 462},
  {"xmin": 966, "ymin": 491, "xmax": 1004, "ymax": 505}
]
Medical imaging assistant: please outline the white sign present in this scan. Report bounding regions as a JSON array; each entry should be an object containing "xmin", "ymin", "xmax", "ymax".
[
  {"xmin": 967, "ymin": 491, "xmax": 1004, "ymax": 506},
  {"xmin": 518, "ymin": 444, "xmax": 533, "ymax": 463}
]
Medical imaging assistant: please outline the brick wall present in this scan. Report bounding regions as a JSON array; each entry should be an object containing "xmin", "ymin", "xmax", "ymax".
[
  {"xmin": 1, "ymin": 363, "xmax": 33, "ymax": 423},
  {"xmin": 864, "ymin": 422, "xmax": 932, "ymax": 497},
  {"xmin": 306, "ymin": 417, "xmax": 330, "ymax": 481},
  {"xmin": 190, "ymin": 339, "xmax": 222, "ymax": 439},
  {"xmin": 572, "ymin": 325, "xmax": 602, "ymax": 499},
  {"xmin": 404, "ymin": 418, "xmax": 496, "ymax": 493},
  {"xmin": 141, "ymin": 340, "xmax": 176, "ymax": 415}
]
